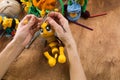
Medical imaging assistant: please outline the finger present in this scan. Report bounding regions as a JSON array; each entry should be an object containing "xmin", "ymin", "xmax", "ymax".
[
  {"xmin": 48, "ymin": 12, "xmax": 68, "ymax": 27},
  {"xmin": 33, "ymin": 27, "xmax": 39, "ymax": 33},
  {"xmin": 26, "ymin": 15, "xmax": 37, "ymax": 29},
  {"xmin": 37, "ymin": 22, "xmax": 42, "ymax": 29},
  {"xmin": 30, "ymin": 18, "xmax": 43, "ymax": 30},
  {"xmin": 48, "ymin": 12, "xmax": 67, "ymax": 22},
  {"xmin": 32, "ymin": 24, "xmax": 40, "ymax": 31},
  {"xmin": 30, "ymin": 26, "xmax": 39, "ymax": 35},
  {"xmin": 46, "ymin": 17, "xmax": 64, "ymax": 34},
  {"xmin": 38, "ymin": 18, "xmax": 43, "ymax": 22},
  {"xmin": 31, "ymin": 22, "xmax": 40, "ymax": 31},
  {"xmin": 48, "ymin": 12, "xmax": 64, "ymax": 19},
  {"xmin": 20, "ymin": 14, "xmax": 33, "ymax": 25},
  {"xmin": 20, "ymin": 14, "xmax": 39, "ymax": 29},
  {"xmin": 36, "ymin": 18, "xmax": 43, "ymax": 28}
]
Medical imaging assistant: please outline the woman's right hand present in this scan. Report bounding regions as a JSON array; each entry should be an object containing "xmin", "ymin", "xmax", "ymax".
[
  {"xmin": 47, "ymin": 12, "xmax": 75, "ymax": 47},
  {"xmin": 47, "ymin": 12, "xmax": 86, "ymax": 80},
  {"xmin": 14, "ymin": 14, "xmax": 42, "ymax": 47}
]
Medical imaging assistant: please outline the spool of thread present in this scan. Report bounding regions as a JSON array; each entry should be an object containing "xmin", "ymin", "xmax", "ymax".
[{"xmin": 0, "ymin": 0, "xmax": 21, "ymax": 17}]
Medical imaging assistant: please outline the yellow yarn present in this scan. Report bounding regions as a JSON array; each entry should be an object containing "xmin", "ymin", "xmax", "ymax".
[
  {"xmin": 33, "ymin": 0, "xmax": 56, "ymax": 17},
  {"xmin": 21, "ymin": 0, "xmax": 32, "ymax": 12},
  {"xmin": 58, "ymin": 47, "xmax": 66, "ymax": 63},
  {"xmin": 79, "ymin": 0, "xmax": 84, "ymax": 6},
  {"xmin": 0, "ymin": 16, "xmax": 2, "ymax": 23},
  {"xmin": 32, "ymin": 0, "xmax": 56, "ymax": 10},
  {"xmin": 44, "ymin": 51, "xmax": 56, "ymax": 67},
  {"xmin": 2, "ymin": 17, "xmax": 12, "ymax": 30},
  {"xmin": 52, "ymin": 48, "xmax": 59, "ymax": 54},
  {"xmin": 15, "ymin": 19, "xmax": 19, "ymax": 30}
]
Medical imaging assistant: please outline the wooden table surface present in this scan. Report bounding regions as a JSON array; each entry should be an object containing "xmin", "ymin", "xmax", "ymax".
[{"xmin": 0, "ymin": 0, "xmax": 120, "ymax": 80}]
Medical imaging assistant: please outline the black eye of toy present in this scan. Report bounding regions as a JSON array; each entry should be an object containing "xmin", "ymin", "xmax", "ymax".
[
  {"xmin": 46, "ymin": 26, "xmax": 51, "ymax": 31},
  {"xmin": 40, "ymin": 28, "xmax": 43, "ymax": 33}
]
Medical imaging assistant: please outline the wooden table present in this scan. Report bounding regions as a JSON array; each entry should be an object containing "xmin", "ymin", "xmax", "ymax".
[{"xmin": 1, "ymin": 0, "xmax": 120, "ymax": 80}]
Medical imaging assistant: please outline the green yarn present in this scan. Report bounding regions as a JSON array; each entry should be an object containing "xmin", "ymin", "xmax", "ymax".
[
  {"xmin": 6, "ymin": 28, "xmax": 12, "ymax": 34},
  {"xmin": 59, "ymin": 0, "xmax": 64, "ymax": 15},
  {"xmin": 68, "ymin": 0, "xmax": 73, "ymax": 5},
  {"xmin": 28, "ymin": 5, "xmax": 40, "ymax": 17},
  {"xmin": 81, "ymin": 0, "xmax": 88, "ymax": 12}
]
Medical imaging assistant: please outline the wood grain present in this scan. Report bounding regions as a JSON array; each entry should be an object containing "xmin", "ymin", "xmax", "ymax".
[{"xmin": 0, "ymin": 0, "xmax": 120, "ymax": 80}]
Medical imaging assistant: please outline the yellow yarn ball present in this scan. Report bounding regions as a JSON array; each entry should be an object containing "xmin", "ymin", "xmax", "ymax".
[{"xmin": 0, "ymin": 0, "xmax": 21, "ymax": 17}]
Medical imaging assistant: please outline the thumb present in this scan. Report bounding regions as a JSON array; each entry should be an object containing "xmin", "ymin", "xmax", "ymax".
[{"xmin": 46, "ymin": 17, "xmax": 64, "ymax": 34}]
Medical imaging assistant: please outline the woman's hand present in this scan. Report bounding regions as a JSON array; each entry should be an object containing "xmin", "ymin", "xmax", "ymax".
[
  {"xmin": 0, "ymin": 14, "xmax": 42, "ymax": 79},
  {"xmin": 47, "ymin": 12, "xmax": 75, "ymax": 47},
  {"xmin": 47, "ymin": 12, "xmax": 86, "ymax": 80},
  {"xmin": 13, "ymin": 14, "xmax": 42, "ymax": 47}
]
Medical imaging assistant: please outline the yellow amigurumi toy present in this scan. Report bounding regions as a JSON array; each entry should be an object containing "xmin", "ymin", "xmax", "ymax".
[{"xmin": 39, "ymin": 22, "xmax": 66, "ymax": 67}]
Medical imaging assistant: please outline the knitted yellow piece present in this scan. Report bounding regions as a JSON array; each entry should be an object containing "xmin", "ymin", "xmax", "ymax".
[
  {"xmin": 79, "ymin": 0, "xmax": 84, "ymax": 6},
  {"xmin": 15, "ymin": 19, "xmax": 19, "ymax": 25},
  {"xmin": 21, "ymin": 0, "xmax": 32, "ymax": 12},
  {"xmin": 58, "ymin": 46, "xmax": 66, "ymax": 63},
  {"xmin": 25, "ymin": 2, "xmax": 32, "ymax": 12},
  {"xmin": 0, "ymin": 16, "xmax": 2, "ymax": 23},
  {"xmin": 33, "ymin": 0, "xmax": 56, "ymax": 17},
  {"xmin": 40, "ymin": 9, "xmax": 46, "ymax": 17},
  {"xmin": 54, "ymin": 8, "xmax": 59, "ymax": 12},
  {"xmin": 23, "ymin": 19, "xmax": 28, "ymax": 25},
  {"xmin": 21, "ymin": 0, "xmax": 26, "ymax": 2},
  {"xmin": 15, "ymin": 19, "xmax": 19, "ymax": 30},
  {"xmin": 2, "ymin": 17, "xmax": 12, "ymax": 30},
  {"xmin": 44, "ymin": 51, "xmax": 56, "ymax": 67},
  {"xmin": 33, "ymin": 0, "xmax": 56, "ymax": 10}
]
